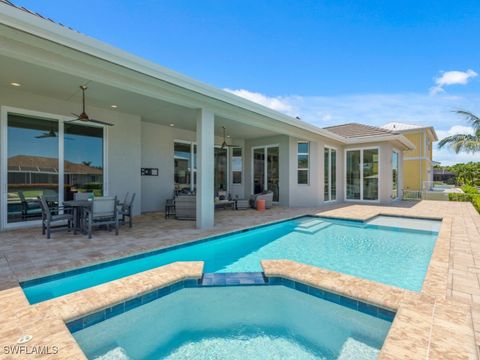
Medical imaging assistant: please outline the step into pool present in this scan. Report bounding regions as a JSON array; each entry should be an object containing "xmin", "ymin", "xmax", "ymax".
[
  {"xmin": 70, "ymin": 283, "xmax": 393, "ymax": 360},
  {"xmin": 22, "ymin": 215, "xmax": 440, "ymax": 303}
]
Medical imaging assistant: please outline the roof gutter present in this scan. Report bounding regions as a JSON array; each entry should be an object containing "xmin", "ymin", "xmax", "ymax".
[
  {"xmin": 0, "ymin": 3, "xmax": 347, "ymax": 143},
  {"xmin": 345, "ymin": 134, "xmax": 416, "ymax": 150}
]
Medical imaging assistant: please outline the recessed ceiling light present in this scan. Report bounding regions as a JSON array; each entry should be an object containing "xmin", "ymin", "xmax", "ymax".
[
  {"xmin": 111, "ymin": 105, "xmax": 117, "ymax": 109},
  {"xmin": 169, "ymin": 123, "xmax": 175, "ymax": 127},
  {"xmin": 227, "ymin": 135, "xmax": 231, "ymax": 138},
  {"xmin": 11, "ymin": 82, "xmax": 21, "ymax": 87}
]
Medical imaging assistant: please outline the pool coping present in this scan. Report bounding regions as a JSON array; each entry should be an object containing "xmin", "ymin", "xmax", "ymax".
[
  {"xmin": 1, "ymin": 208, "xmax": 478, "ymax": 359},
  {"xmin": 31, "ymin": 258, "xmax": 477, "ymax": 360},
  {"xmin": 19, "ymin": 213, "xmax": 313, "ymax": 284},
  {"xmin": 66, "ymin": 272, "xmax": 395, "ymax": 334},
  {"xmin": 20, "ymin": 213, "xmax": 439, "ymax": 292}
]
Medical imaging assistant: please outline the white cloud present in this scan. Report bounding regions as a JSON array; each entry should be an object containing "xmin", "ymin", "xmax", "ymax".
[
  {"xmin": 430, "ymin": 69, "xmax": 478, "ymax": 95},
  {"xmin": 434, "ymin": 125, "xmax": 477, "ymax": 166},
  {"xmin": 436, "ymin": 125, "xmax": 474, "ymax": 140},
  {"xmin": 224, "ymin": 88, "xmax": 480, "ymax": 165},
  {"xmin": 224, "ymin": 88, "xmax": 295, "ymax": 115}
]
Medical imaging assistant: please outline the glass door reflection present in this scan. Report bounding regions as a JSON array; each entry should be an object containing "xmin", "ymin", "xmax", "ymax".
[{"xmin": 7, "ymin": 115, "xmax": 59, "ymax": 223}]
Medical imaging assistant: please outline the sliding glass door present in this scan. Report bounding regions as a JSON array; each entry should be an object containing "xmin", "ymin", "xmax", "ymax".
[
  {"xmin": 346, "ymin": 150, "xmax": 361, "ymax": 200},
  {"xmin": 2, "ymin": 110, "xmax": 105, "ymax": 227},
  {"xmin": 7, "ymin": 115, "xmax": 59, "ymax": 223},
  {"xmin": 346, "ymin": 148, "xmax": 379, "ymax": 201},
  {"xmin": 324, "ymin": 147, "xmax": 336, "ymax": 201},
  {"xmin": 253, "ymin": 145, "xmax": 280, "ymax": 202}
]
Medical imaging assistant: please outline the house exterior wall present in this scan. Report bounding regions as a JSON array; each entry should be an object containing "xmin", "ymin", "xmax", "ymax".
[
  {"xmin": 287, "ymin": 136, "xmax": 344, "ymax": 207},
  {"xmin": 0, "ymin": 88, "xmax": 143, "ymax": 221},
  {"xmin": 0, "ymin": 87, "xmax": 408, "ymax": 229},
  {"xmin": 140, "ymin": 121, "xmax": 229, "ymax": 213},
  {"xmin": 401, "ymin": 130, "xmax": 434, "ymax": 191},
  {"xmin": 343, "ymin": 141, "xmax": 402, "ymax": 203}
]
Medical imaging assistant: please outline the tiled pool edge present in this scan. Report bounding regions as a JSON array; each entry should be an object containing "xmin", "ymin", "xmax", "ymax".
[
  {"xmin": 2, "ymin": 203, "xmax": 479, "ymax": 359},
  {"xmin": 19, "ymin": 213, "xmax": 313, "ymax": 285},
  {"xmin": 66, "ymin": 272, "xmax": 395, "ymax": 334},
  {"xmin": 262, "ymin": 259, "xmax": 478, "ymax": 360},
  {"xmin": 21, "ymin": 213, "xmax": 439, "ymax": 301}
]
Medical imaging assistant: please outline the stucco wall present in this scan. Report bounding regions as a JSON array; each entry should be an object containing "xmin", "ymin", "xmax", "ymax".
[
  {"xmin": 0, "ymin": 87, "xmax": 142, "ymax": 218},
  {"xmin": 287, "ymin": 136, "xmax": 344, "ymax": 207},
  {"xmin": 140, "ymin": 121, "xmax": 233, "ymax": 213}
]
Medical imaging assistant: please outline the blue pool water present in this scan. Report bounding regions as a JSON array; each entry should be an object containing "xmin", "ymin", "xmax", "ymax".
[
  {"xmin": 22, "ymin": 216, "xmax": 439, "ymax": 303},
  {"xmin": 72, "ymin": 285, "xmax": 392, "ymax": 360}
]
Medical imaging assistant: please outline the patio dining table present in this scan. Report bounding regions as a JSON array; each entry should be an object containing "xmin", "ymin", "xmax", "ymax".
[{"xmin": 63, "ymin": 200, "xmax": 92, "ymax": 234}]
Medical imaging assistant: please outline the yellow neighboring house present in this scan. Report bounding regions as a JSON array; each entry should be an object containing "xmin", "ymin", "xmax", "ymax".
[{"xmin": 382, "ymin": 122, "xmax": 438, "ymax": 192}]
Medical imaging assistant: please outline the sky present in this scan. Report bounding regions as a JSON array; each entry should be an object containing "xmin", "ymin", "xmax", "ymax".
[{"xmin": 13, "ymin": 0, "xmax": 480, "ymax": 165}]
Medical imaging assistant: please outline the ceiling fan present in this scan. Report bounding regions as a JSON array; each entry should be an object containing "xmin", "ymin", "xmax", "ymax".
[
  {"xmin": 66, "ymin": 85, "xmax": 114, "ymax": 126},
  {"xmin": 219, "ymin": 127, "xmax": 239, "ymax": 149},
  {"xmin": 35, "ymin": 129, "xmax": 57, "ymax": 139},
  {"xmin": 35, "ymin": 129, "xmax": 74, "ymax": 140}
]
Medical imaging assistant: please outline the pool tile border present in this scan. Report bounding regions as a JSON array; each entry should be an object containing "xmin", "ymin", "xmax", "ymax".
[
  {"xmin": 20, "ymin": 214, "xmax": 312, "ymax": 287},
  {"xmin": 66, "ymin": 272, "xmax": 395, "ymax": 334},
  {"xmin": 21, "ymin": 213, "xmax": 438, "ymax": 300}
]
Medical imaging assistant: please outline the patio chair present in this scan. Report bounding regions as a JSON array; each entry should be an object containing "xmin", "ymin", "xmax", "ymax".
[
  {"xmin": 249, "ymin": 191, "xmax": 274, "ymax": 209},
  {"xmin": 37, "ymin": 196, "xmax": 73, "ymax": 239},
  {"xmin": 19, "ymin": 191, "xmax": 42, "ymax": 219},
  {"xmin": 84, "ymin": 196, "xmax": 119, "ymax": 239},
  {"xmin": 118, "ymin": 193, "xmax": 135, "ymax": 228},
  {"xmin": 74, "ymin": 192, "xmax": 93, "ymax": 200},
  {"xmin": 165, "ymin": 197, "xmax": 176, "ymax": 219}
]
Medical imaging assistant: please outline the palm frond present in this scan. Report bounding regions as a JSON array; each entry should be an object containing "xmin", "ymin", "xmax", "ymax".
[
  {"xmin": 438, "ymin": 133, "xmax": 480, "ymax": 153},
  {"xmin": 454, "ymin": 110, "xmax": 480, "ymax": 131}
]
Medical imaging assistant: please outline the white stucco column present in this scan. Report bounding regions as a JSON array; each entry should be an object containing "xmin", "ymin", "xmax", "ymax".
[{"xmin": 196, "ymin": 108, "xmax": 215, "ymax": 229}]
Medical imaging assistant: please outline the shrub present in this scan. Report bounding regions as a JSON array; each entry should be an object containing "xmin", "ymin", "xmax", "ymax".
[
  {"xmin": 461, "ymin": 185, "xmax": 479, "ymax": 194},
  {"xmin": 449, "ymin": 192, "xmax": 480, "ymax": 213}
]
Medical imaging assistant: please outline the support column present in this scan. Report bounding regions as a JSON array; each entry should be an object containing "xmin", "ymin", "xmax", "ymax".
[{"xmin": 196, "ymin": 108, "xmax": 215, "ymax": 229}]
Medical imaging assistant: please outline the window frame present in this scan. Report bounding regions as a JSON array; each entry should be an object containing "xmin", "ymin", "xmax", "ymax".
[
  {"xmin": 1, "ymin": 106, "xmax": 108, "ymax": 230},
  {"xmin": 343, "ymin": 146, "xmax": 381, "ymax": 202},
  {"xmin": 297, "ymin": 141, "xmax": 310, "ymax": 185},
  {"xmin": 324, "ymin": 146, "xmax": 337, "ymax": 202},
  {"xmin": 231, "ymin": 147, "xmax": 243, "ymax": 185}
]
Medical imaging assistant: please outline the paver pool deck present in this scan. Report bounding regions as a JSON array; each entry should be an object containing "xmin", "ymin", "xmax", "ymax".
[{"xmin": 0, "ymin": 200, "xmax": 479, "ymax": 359}]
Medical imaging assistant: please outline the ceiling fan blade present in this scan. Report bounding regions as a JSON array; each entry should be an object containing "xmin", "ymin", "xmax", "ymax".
[
  {"xmin": 35, "ymin": 134, "xmax": 50, "ymax": 139},
  {"xmin": 226, "ymin": 144, "xmax": 240, "ymax": 147},
  {"xmin": 87, "ymin": 118, "xmax": 114, "ymax": 126}
]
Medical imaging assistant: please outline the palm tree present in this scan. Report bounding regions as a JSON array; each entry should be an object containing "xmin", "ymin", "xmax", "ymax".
[{"xmin": 438, "ymin": 110, "xmax": 480, "ymax": 153}]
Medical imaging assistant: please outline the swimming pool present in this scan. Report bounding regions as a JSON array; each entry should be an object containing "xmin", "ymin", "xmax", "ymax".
[
  {"xmin": 71, "ymin": 283, "xmax": 393, "ymax": 360},
  {"xmin": 22, "ymin": 215, "xmax": 439, "ymax": 303}
]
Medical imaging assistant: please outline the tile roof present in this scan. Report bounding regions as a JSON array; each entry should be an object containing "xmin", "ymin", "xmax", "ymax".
[
  {"xmin": 9, "ymin": 155, "xmax": 102, "ymax": 174},
  {"xmin": 382, "ymin": 122, "xmax": 423, "ymax": 131},
  {"xmin": 0, "ymin": 0, "xmax": 79, "ymax": 32},
  {"xmin": 323, "ymin": 123, "xmax": 397, "ymax": 138}
]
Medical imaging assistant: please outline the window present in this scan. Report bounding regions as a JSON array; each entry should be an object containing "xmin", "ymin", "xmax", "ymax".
[
  {"xmin": 324, "ymin": 147, "xmax": 336, "ymax": 201},
  {"xmin": 174, "ymin": 141, "xmax": 195, "ymax": 191},
  {"xmin": 346, "ymin": 148, "xmax": 379, "ymax": 201},
  {"xmin": 64, "ymin": 123, "xmax": 104, "ymax": 200},
  {"xmin": 297, "ymin": 142, "xmax": 309, "ymax": 185},
  {"xmin": 392, "ymin": 151, "xmax": 399, "ymax": 199},
  {"xmin": 253, "ymin": 145, "xmax": 280, "ymax": 201},
  {"xmin": 6, "ymin": 113, "xmax": 105, "ymax": 224},
  {"xmin": 231, "ymin": 147, "xmax": 242, "ymax": 184}
]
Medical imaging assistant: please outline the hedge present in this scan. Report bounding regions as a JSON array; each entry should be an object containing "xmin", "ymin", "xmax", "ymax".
[{"xmin": 449, "ymin": 193, "xmax": 480, "ymax": 213}]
